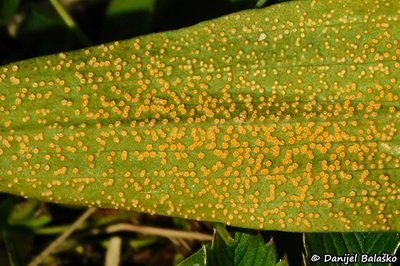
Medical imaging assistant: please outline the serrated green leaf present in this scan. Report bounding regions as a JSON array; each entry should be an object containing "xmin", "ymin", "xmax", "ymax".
[
  {"xmin": 304, "ymin": 233, "xmax": 400, "ymax": 266},
  {"xmin": 0, "ymin": 0, "xmax": 399, "ymax": 232},
  {"xmin": 208, "ymin": 230, "xmax": 287, "ymax": 266},
  {"xmin": 179, "ymin": 230, "xmax": 288, "ymax": 266}
]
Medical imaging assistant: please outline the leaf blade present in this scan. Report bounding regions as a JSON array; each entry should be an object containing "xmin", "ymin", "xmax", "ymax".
[{"xmin": 0, "ymin": 0, "xmax": 399, "ymax": 232}]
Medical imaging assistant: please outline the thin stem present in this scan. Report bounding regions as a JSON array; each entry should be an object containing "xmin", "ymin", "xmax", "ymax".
[
  {"xmin": 105, "ymin": 236, "xmax": 122, "ymax": 266},
  {"xmin": 105, "ymin": 223, "xmax": 213, "ymax": 241},
  {"xmin": 28, "ymin": 207, "xmax": 97, "ymax": 266},
  {"xmin": 34, "ymin": 223, "xmax": 87, "ymax": 235},
  {"xmin": 49, "ymin": 0, "xmax": 91, "ymax": 46}
]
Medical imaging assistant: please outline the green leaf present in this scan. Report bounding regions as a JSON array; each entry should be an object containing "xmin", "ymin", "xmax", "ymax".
[
  {"xmin": 304, "ymin": 233, "xmax": 400, "ymax": 266},
  {"xmin": 8, "ymin": 199, "xmax": 38, "ymax": 224},
  {"xmin": 0, "ymin": 0, "xmax": 20, "ymax": 25},
  {"xmin": 0, "ymin": 198, "xmax": 18, "ymax": 231},
  {"xmin": 17, "ymin": 7, "xmax": 63, "ymax": 37},
  {"xmin": 256, "ymin": 0, "xmax": 268, "ymax": 7},
  {"xmin": 214, "ymin": 223, "xmax": 236, "ymax": 247},
  {"xmin": 16, "ymin": 6, "xmax": 79, "ymax": 54},
  {"xmin": 102, "ymin": 0, "xmax": 156, "ymax": 41},
  {"xmin": 209, "ymin": 230, "xmax": 288, "ymax": 266},
  {"xmin": 2, "ymin": 227, "xmax": 34, "ymax": 266},
  {"xmin": 0, "ymin": 0, "xmax": 399, "ymax": 232},
  {"xmin": 8, "ymin": 200, "xmax": 52, "ymax": 229},
  {"xmin": 178, "ymin": 245, "xmax": 207, "ymax": 266},
  {"xmin": 179, "ymin": 230, "xmax": 288, "ymax": 266},
  {"xmin": 2, "ymin": 229, "xmax": 22, "ymax": 266}
]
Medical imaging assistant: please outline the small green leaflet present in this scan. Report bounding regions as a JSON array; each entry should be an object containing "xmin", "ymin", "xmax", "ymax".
[{"xmin": 178, "ymin": 230, "xmax": 288, "ymax": 266}]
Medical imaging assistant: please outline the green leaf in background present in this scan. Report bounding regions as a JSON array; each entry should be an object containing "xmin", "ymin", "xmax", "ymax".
[
  {"xmin": 208, "ymin": 231, "xmax": 288, "ymax": 266},
  {"xmin": 177, "ymin": 245, "xmax": 207, "ymax": 266},
  {"xmin": 2, "ymin": 227, "xmax": 35, "ymax": 266},
  {"xmin": 0, "ymin": 0, "xmax": 399, "ymax": 232},
  {"xmin": 16, "ymin": 7, "xmax": 76, "ymax": 54},
  {"xmin": 255, "ymin": 0, "xmax": 269, "ymax": 7},
  {"xmin": 0, "ymin": 198, "xmax": 38, "ymax": 266},
  {"xmin": 102, "ymin": 0, "xmax": 156, "ymax": 41},
  {"xmin": 304, "ymin": 233, "xmax": 400, "ymax": 266},
  {"xmin": 0, "ymin": 198, "xmax": 17, "ymax": 230},
  {"xmin": 8, "ymin": 199, "xmax": 51, "ymax": 229},
  {"xmin": 0, "ymin": 0, "xmax": 20, "ymax": 25},
  {"xmin": 178, "ymin": 230, "xmax": 288, "ymax": 266}
]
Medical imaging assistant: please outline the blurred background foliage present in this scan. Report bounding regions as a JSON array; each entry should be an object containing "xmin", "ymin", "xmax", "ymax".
[{"xmin": 0, "ymin": 0, "xmax": 287, "ymax": 65}]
